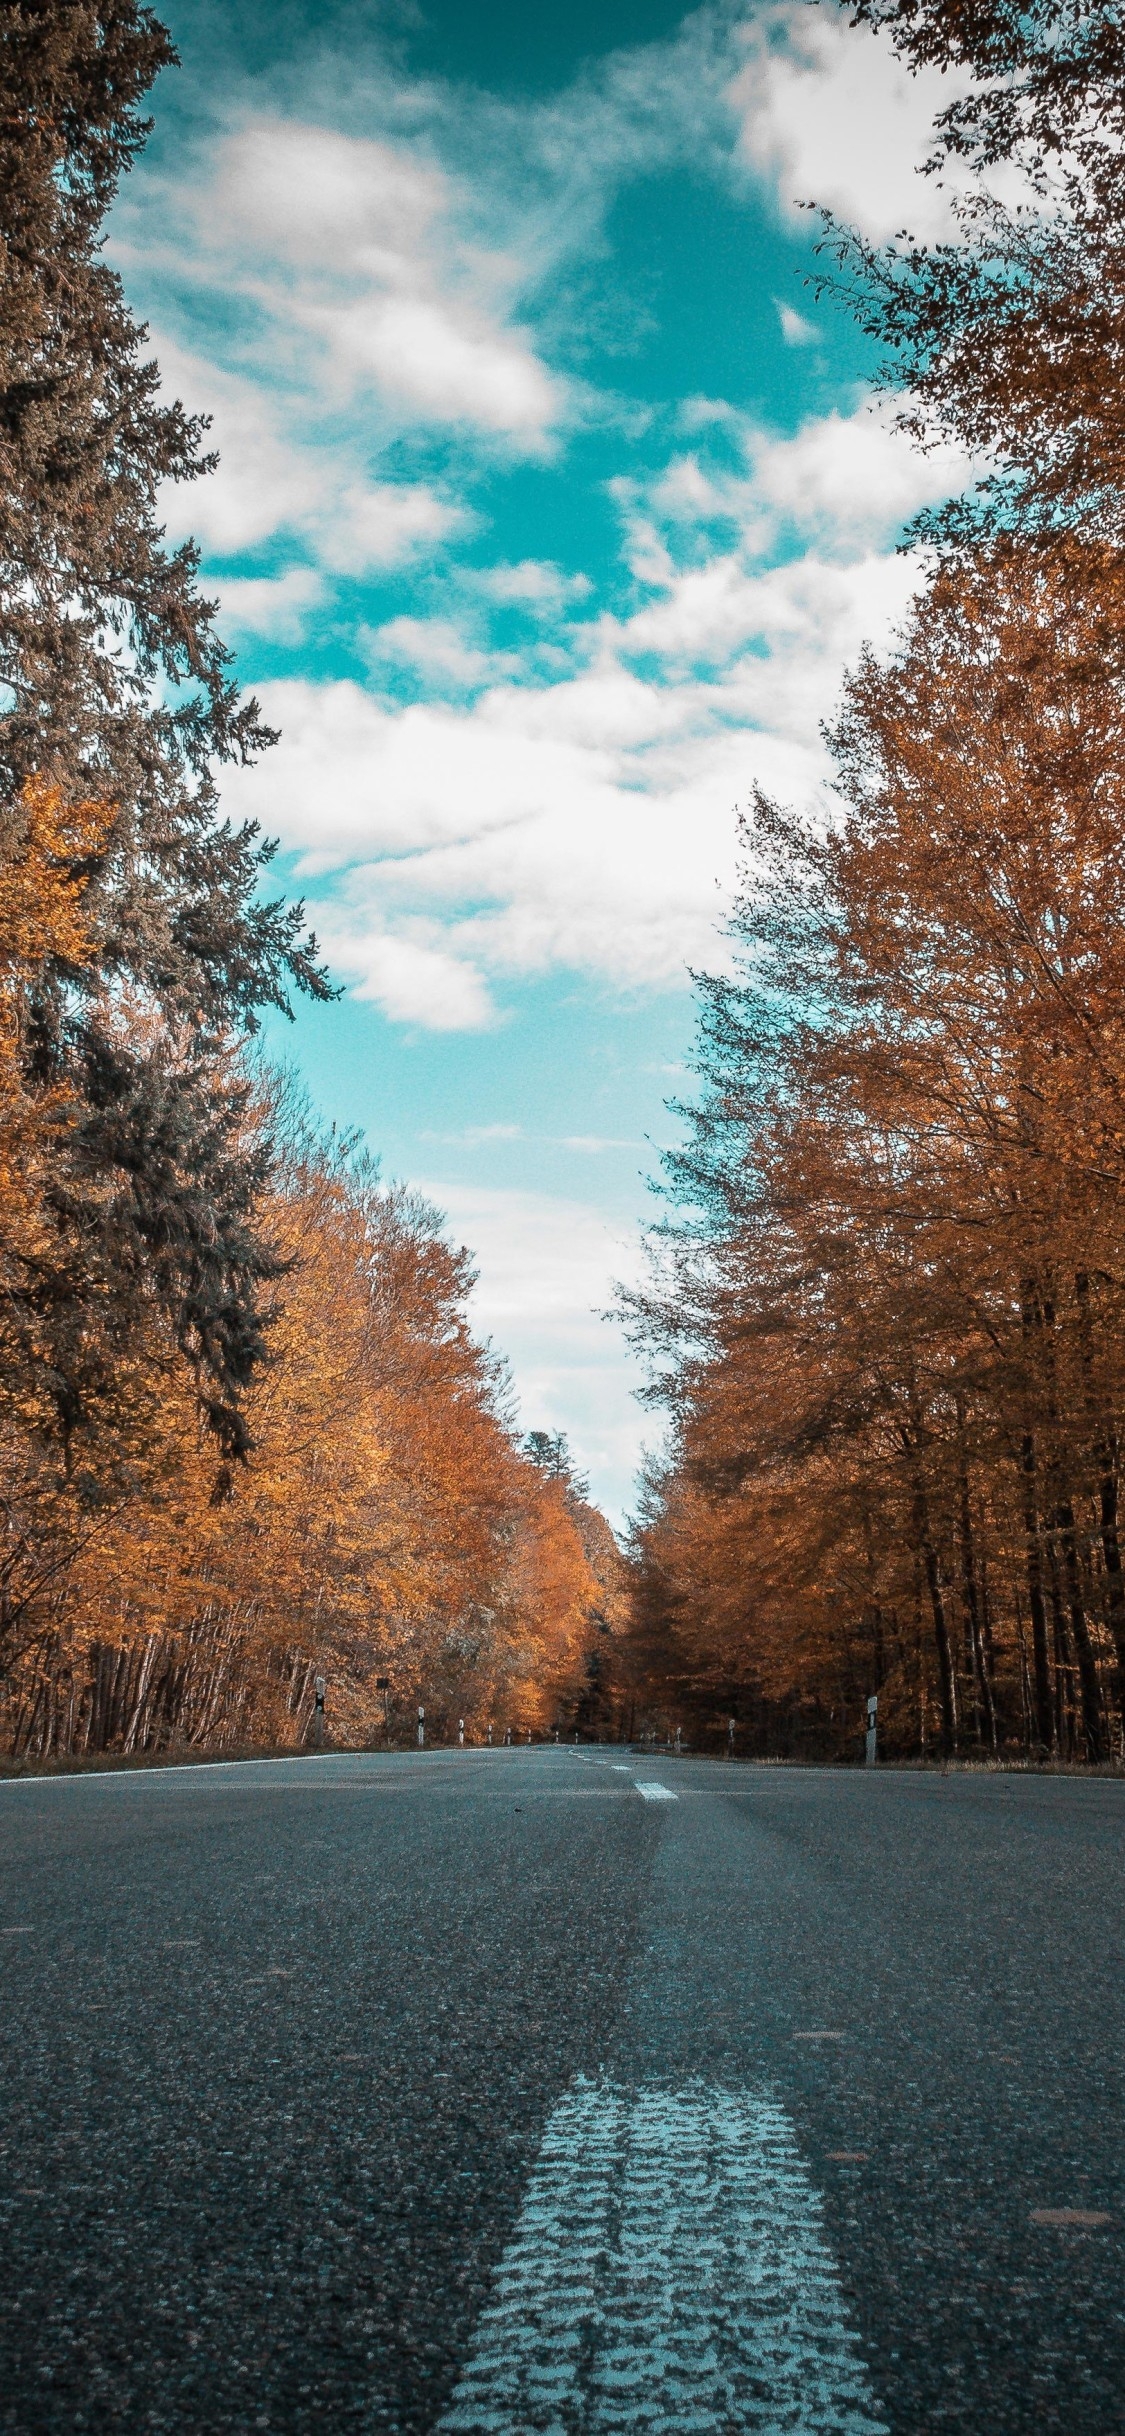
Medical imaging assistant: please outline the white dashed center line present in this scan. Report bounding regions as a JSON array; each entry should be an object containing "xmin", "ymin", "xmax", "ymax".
[
  {"xmin": 633, "ymin": 1781, "xmax": 678, "ymax": 1803},
  {"xmin": 438, "ymin": 2077, "xmax": 887, "ymax": 2434}
]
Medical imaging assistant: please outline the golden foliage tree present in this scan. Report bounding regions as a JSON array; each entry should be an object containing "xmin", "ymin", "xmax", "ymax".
[
  {"xmin": 625, "ymin": 549, "xmax": 1125, "ymax": 1764},
  {"xmin": 2, "ymin": 1119, "xmax": 610, "ymax": 1758}
]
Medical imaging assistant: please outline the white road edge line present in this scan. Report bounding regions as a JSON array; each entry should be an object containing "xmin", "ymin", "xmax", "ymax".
[{"xmin": 0, "ymin": 1755, "xmax": 469, "ymax": 1789}]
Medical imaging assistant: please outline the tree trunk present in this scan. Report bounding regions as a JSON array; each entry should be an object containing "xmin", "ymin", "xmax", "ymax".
[
  {"xmin": 1074, "ymin": 1279, "xmax": 1125, "ymax": 1703},
  {"xmin": 1057, "ymin": 1500, "xmax": 1107, "ymax": 1762},
  {"xmin": 1098, "ymin": 1463, "xmax": 1125, "ymax": 1719},
  {"xmin": 954, "ymin": 1432, "xmax": 994, "ymax": 1749},
  {"xmin": 1021, "ymin": 1433, "xmax": 1055, "ymax": 1753},
  {"xmin": 1047, "ymin": 1551, "xmax": 1071, "ymax": 1758},
  {"xmin": 912, "ymin": 1479, "xmax": 957, "ymax": 1758},
  {"xmin": 978, "ymin": 1558, "xmax": 1000, "ymax": 1754}
]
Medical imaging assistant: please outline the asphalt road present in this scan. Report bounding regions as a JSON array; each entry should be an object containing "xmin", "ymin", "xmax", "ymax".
[{"xmin": 0, "ymin": 1749, "xmax": 1122, "ymax": 2434}]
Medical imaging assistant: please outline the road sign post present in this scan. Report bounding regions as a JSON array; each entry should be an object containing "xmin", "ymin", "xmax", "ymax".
[
  {"xmin": 866, "ymin": 1694, "xmax": 878, "ymax": 1767},
  {"xmin": 312, "ymin": 1675, "xmax": 326, "ymax": 1750}
]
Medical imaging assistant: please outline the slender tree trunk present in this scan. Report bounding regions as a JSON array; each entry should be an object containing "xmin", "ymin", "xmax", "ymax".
[
  {"xmin": 861, "ymin": 1507, "xmax": 885, "ymax": 1687},
  {"xmin": 978, "ymin": 1558, "xmax": 999, "ymax": 1754},
  {"xmin": 1098, "ymin": 1464, "xmax": 1125, "ymax": 1732},
  {"xmin": 1014, "ymin": 1590, "xmax": 1033, "ymax": 1755},
  {"xmin": 1047, "ymin": 1550, "xmax": 1071, "ymax": 1758},
  {"xmin": 1074, "ymin": 1278, "xmax": 1125, "ymax": 1705},
  {"xmin": 1056, "ymin": 1500, "xmax": 1107, "ymax": 1762},
  {"xmin": 954, "ymin": 1413, "xmax": 993, "ymax": 1749},
  {"xmin": 1021, "ymin": 1433, "xmax": 1055, "ymax": 1752},
  {"xmin": 912, "ymin": 1477, "xmax": 957, "ymax": 1758}
]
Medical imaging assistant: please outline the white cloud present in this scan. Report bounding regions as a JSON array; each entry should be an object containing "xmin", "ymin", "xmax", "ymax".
[
  {"xmin": 424, "ymin": 1179, "xmax": 647, "ymax": 1526},
  {"xmin": 362, "ymin": 615, "xmax": 517, "ymax": 691},
  {"xmin": 222, "ymin": 558, "xmax": 927, "ymax": 1022},
  {"xmin": 319, "ymin": 482, "xmax": 466, "ymax": 573},
  {"xmin": 155, "ymin": 337, "xmax": 324, "ymax": 555},
  {"xmin": 137, "ymin": 4, "xmax": 966, "ymax": 628},
  {"xmin": 421, "ymin": 1124, "xmax": 524, "ymax": 1146},
  {"xmin": 476, "ymin": 560, "xmax": 593, "ymax": 614},
  {"xmin": 641, "ymin": 399, "xmax": 970, "ymax": 565},
  {"xmin": 214, "ymin": 396, "xmax": 966, "ymax": 1027},
  {"xmin": 729, "ymin": 0, "xmax": 970, "ymax": 242},
  {"xmin": 750, "ymin": 406, "xmax": 968, "ymax": 553},
  {"xmin": 343, "ymin": 928, "xmax": 496, "ymax": 1031},
  {"xmin": 776, "ymin": 299, "xmax": 817, "ymax": 346},
  {"xmin": 218, "ymin": 567, "xmax": 325, "ymax": 642},
  {"xmin": 560, "ymin": 1136, "xmax": 644, "ymax": 1154},
  {"xmin": 202, "ymin": 118, "xmax": 565, "ymax": 446},
  {"xmin": 315, "ymin": 291, "xmax": 560, "ymax": 437},
  {"xmin": 215, "ymin": 117, "xmax": 447, "ymax": 272},
  {"xmin": 156, "ymin": 337, "xmax": 462, "ymax": 572}
]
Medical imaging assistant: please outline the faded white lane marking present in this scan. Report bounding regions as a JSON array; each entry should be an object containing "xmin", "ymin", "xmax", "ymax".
[
  {"xmin": 438, "ymin": 2079, "xmax": 887, "ymax": 2434},
  {"xmin": 634, "ymin": 1781, "xmax": 678, "ymax": 1803}
]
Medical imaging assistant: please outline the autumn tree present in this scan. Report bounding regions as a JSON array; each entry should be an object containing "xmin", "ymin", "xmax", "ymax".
[
  {"xmin": 620, "ymin": 6, "xmax": 1125, "ymax": 1764},
  {"xmin": 625, "ymin": 546, "xmax": 1125, "ymax": 1763},
  {"xmin": 0, "ymin": 0, "xmax": 330, "ymax": 1506},
  {"xmin": 1, "ymin": 1118, "xmax": 610, "ymax": 1759},
  {"xmin": 822, "ymin": 2, "xmax": 1125, "ymax": 550}
]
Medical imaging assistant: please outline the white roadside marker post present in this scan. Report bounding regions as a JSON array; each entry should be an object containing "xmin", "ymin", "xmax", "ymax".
[
  {"xmin": 418, "ymin": 1704, "xmax": 425, "ymax": 1750},
  {"xmin": 487, "ymin": 1722, "xmax": 493, "ymax": 1745},
  {"xmin": 865, "ymin": 1693, "xmax": 878, "ymax": 1767},
  {"xmin": 459, "ymin": 1717, "xmax": 465, "ymax": 1747}
]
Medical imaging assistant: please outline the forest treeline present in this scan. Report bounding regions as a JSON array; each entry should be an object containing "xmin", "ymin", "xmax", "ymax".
[
  {"xmin": 623, "ymin": 0, "xmax": 1125, "ymax": 1765},
  {"xmin": 0, "ymin": 1, "xmax": 623, "ymax": 1760}
]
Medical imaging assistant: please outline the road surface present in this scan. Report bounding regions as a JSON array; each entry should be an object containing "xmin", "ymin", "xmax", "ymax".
[{"xmin": 1, "ymin": 1748, "xmax": 1122, "ymax": 2433}]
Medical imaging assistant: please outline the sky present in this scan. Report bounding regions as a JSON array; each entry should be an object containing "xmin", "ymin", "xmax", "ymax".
[{"xmin": 113, "ymin": 0, "xmax": 972, "ymax": 1524}]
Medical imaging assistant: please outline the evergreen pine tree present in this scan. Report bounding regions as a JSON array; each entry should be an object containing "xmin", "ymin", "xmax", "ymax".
[{"xmin": 0, "ymin": 1, "xmax": 332, "ymax": 1473}]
